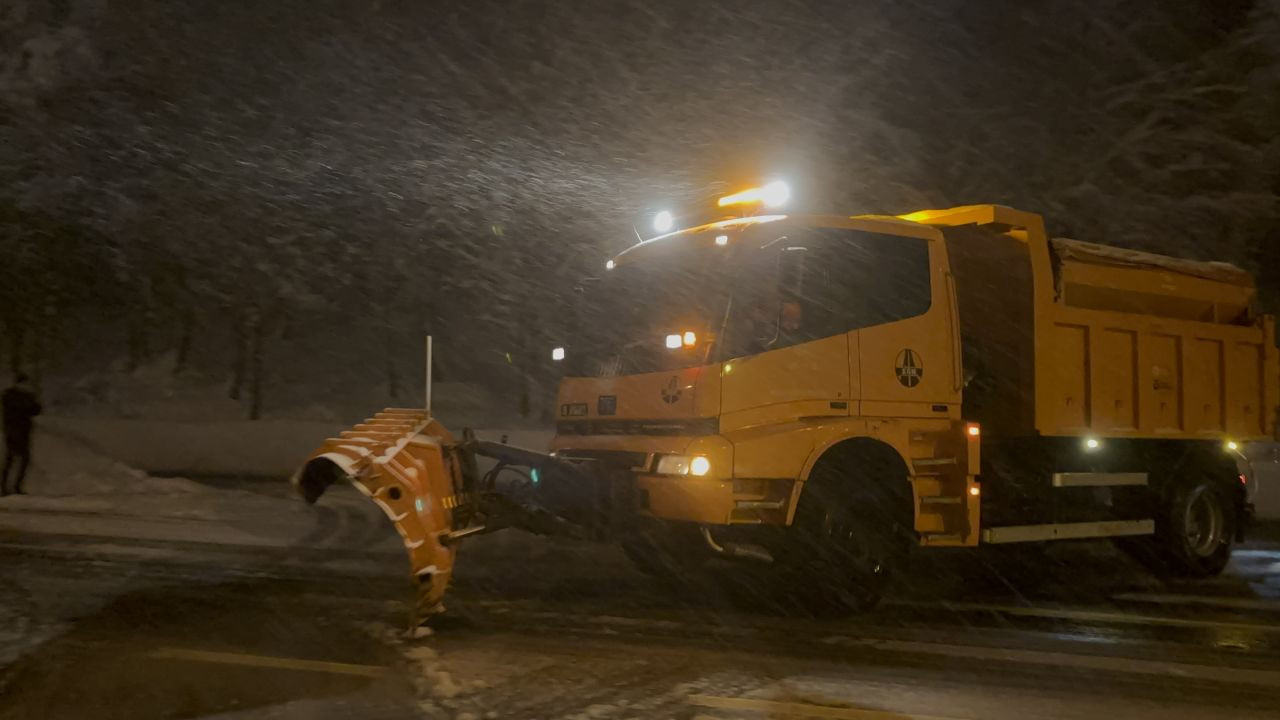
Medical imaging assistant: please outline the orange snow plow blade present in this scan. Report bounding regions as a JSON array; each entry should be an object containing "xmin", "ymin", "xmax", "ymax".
[
  {"xmin": 291, "ymin": 409, "xmax": 474, "ymax": 620},
  {"xmin": 292, "ymin": 408, "xmax": 635, "ymax": 626}
]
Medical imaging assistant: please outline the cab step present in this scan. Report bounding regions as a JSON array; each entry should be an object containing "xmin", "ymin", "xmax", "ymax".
[{"xmin": 919, "ymin": 496, "xmax": 963, "ymax": 506}]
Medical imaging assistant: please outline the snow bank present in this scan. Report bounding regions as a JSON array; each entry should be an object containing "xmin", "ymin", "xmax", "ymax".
[
  {"xmin": 0, "ymin": 431, "xmax": 234, "ymax": 520},
  {"xmin": 41, "ymin": 417, "xmax": 346, "ymax": 478},
  {"xmin": 38, "ymin": 356, "xmax": 552, "ymax": 478},
  {"xmin": 38, "ymin": 417, "xmax": 552, "ymax": 478},
  {"xmin": 12, "ymin": 431, "xmax": 207, "ymax": 497},
  {"xmin": 51, "ymin": 352, "xmax": 526, "ymax": 428}
]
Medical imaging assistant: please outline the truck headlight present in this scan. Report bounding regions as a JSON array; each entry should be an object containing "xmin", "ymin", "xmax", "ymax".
[
  {"xmin": 656, "ymin": 455, "xmax": 711, "ymax": 476},
  {"xmin": 690, "ymin": 456, "xmax": 711, "ymax": 476}
]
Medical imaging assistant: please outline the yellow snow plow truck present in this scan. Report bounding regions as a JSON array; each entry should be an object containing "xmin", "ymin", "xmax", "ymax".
[{"xmin": 295, "ymin": 196, "xmax": 1276, "ymax": 623}]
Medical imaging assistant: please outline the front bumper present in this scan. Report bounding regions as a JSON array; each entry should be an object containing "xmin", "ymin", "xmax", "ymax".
[
  {"xmin": 551, "ymin": 434, "xmax": 794, "ymax": 526},
  {"xmin": 636, "ymin": 473, "xmax": 735, "ymax": 524}
]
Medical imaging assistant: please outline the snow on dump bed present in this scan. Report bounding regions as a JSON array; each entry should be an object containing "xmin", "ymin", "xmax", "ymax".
[{"xmin": 1051, "ymin": 237, "xmax": 1254, "ymax": 286}]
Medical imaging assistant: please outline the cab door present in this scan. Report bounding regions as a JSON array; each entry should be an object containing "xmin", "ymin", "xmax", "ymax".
[{"xmin": 855, "ymin": 233, "xmax": 959, "ymax": 417}]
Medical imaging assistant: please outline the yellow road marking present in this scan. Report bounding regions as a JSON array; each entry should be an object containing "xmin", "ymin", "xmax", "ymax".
[
  {"xmin": 888, "ymin": 599, "xmax": 1280, "ymax": 634},
  {"xmin": 1110, "ymin": 592, "xmax": 1280, "ymax": 613},
  {"xmin": 689, "ymin": 694, "xmax": 965, "ymax": 720},
  {"xmin": 822, "ymin": 636, "xmax": 1280, "ymax": 688},
  {"xmin": 150, "ymin": 647, "xmax": 387, "ymax": 677}
]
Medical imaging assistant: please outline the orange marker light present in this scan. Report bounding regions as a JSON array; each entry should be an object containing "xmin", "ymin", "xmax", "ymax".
[
  {"xmin": 717, "ymin": 181, "xmax": 790, "ymax": 208},
  {"xmin": 966, "ymin": 424, "xmax": 981, "ymax": 437},
  {"xmin": 969, "ymin": 486, "xmax": 981, "ymax": 496},
  {"xmin": 682, "ymin": 331, "xmax": 697, "ymax": 346},
  {"xmin": 719, "ymin": 188, "xmax": 764, "ymax": 207}
]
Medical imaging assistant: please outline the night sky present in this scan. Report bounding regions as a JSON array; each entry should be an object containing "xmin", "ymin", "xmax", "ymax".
[{"xmin": 2, "ymin": 0, "xmax": 1278, "ymax": 403}]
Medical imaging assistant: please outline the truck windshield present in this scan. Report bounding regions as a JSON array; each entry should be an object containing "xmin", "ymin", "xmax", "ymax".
[
  {"xmin": 567, "ymin": 223, "xmax": 932, "ymax": 376},
  {"xmin": 568, "ymin": 245, "xmax": 733, "ymax": 376}
]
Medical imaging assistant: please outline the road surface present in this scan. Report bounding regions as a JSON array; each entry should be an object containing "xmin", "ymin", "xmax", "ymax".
[{"xmin": 2, "ymin": 478, "xmax": 1279, "ymax": 719}]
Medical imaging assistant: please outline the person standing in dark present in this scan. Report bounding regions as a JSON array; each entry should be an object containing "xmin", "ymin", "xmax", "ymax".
[{"xmin": 2, "ymin": 372, "xmax": 41, "ymax": 496}]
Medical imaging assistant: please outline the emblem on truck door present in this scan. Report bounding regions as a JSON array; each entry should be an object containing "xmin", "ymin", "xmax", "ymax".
[
  {"xmin": 661, "ymin": 376, "xmax": 682, "ymax": 404},
  {"xmin": 895, "ymin": 349, "xmax": 923, "ymax": 388}
]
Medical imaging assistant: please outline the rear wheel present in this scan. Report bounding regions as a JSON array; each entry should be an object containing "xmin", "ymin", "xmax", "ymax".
[
  {"xmin": 1162, "ymin": 476, "xmax": 1235, "ymax": 576},
  {"xmin": 1122, "ymin": 473, "xmax": 1236, "ymax": 578}
]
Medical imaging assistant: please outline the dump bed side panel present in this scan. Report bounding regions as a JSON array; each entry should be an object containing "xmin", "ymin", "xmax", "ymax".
[{"xmin": 1039, "ymin": 308, "xmax": 1276, "ymax": 440}]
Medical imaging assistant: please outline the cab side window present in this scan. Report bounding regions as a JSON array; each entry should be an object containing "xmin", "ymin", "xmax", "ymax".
[
  {"xmin": 809, "ymin": 229, "xmax": 931, "ymax": 333},
  {"xmin": 725, "ymin": 229, "xmax": 931, "ymax": 356}
]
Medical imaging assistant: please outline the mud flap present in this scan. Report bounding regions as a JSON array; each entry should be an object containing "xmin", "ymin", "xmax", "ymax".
[{"xmin": 291, "ymin": 409, "xmax": 468, "ymax": 623}]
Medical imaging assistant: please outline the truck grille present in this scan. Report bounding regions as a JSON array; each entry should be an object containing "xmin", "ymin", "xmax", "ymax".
[
  {"xmin": 555, "ymin": 449, "xmax": 651, "ymax": 472},
  {"xmin": 556, "ymin": 417, "xmax": 719, "ymax": 437}
]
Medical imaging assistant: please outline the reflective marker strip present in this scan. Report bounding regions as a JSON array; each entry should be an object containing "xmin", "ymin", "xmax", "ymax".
[
  {"xmin": 1052, "ymin": 472, "xmax": 1148, "ymax": 487},
  {"xmin": 149, "ymin": 647, "xmax": 386, "ymax": 677},
  {"xmin": 440, "ymin": 494, "xmax": 474, "ymax": 509}
]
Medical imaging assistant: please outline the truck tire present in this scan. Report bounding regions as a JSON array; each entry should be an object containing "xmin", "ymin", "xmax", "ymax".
[
  {"xmin": 782, "ymin": 454, "xmax": 912, "ymax": 614},
  {"xmin": 1124, "ymin": 475, "xmax": 1236, "ymax": 578}
]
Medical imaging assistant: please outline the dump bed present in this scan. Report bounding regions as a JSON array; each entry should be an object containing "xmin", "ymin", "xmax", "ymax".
[
  {"xmin": 1042, "ymin": 237, "xmax": 1276, "ymax": 440},
  {"xmin": 914, "ymin": 205, "xmax": 1279, "ymax": 442}
]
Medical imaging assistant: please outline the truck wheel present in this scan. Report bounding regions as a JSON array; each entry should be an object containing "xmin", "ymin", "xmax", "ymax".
[
  {"xmin": 783, "ymin": 457, "xmax": 911, "ymax": 614},
  {"xmin": 1163, "ymin": 476, "xmax": 1235, "ymax": 577},
  {"xmin": 788, "ymin": 496, "xmax": 886, "ymax": 613},
  {"xmin": 1124, "ymin": 475, "xmax": 1235, "ymax": 578}
]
